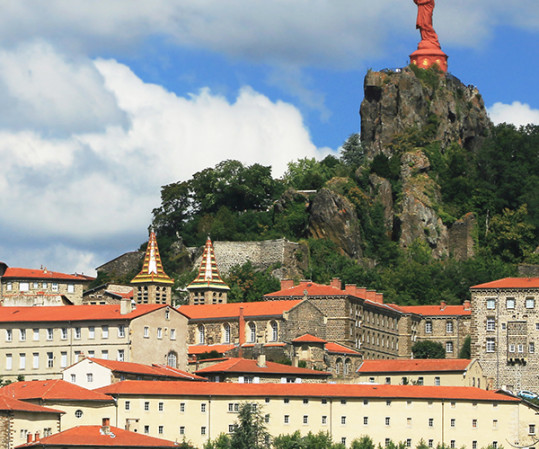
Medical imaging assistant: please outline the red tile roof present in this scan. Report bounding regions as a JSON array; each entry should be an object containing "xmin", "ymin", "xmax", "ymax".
[
  {"xmin": 325, "ymin": 342, "xmax": 361, "ymax": 355},
  {"xmin": 16, "ymin": 425, "xmax": 177, "ymax": 447},
  {"xmin": 0, "ymin": 379, "xmax": 113, "ymax": 402},
  {"xmin": 0, "ymin": 304, "xmax": 167, "ymax": 323},
  {"xmin": 188, "ymin": 344, "xmax": 236, "ymax": 355},
  {"xmin": 178, "ymin": 300, "xmax": 302, "ymax": 320},
  {"xmin": 2, "ymin": 267, "xmax": 90, "ymax": 282},
  {"xmin": 397, "ymin": 304, "xmax": 471, "ymax": 316},
  {"xmin": 96, "ymin": 380, "xmax": 519, "ymax": 402},
  {"xmin": 471, "ymin": 277, "xmax": 539, "ymax": 289},
  {"xmin": 85, "ymin": 358, "xmax": 205, "ymax": 381},
  {"xmin": 357, "ymin": 359, "xmax": 472, "ymax": 373},
  {"xmin": 194, "ymin": 358, "xmax": 330, "ymax": 376},
  {"xmin": 265, "ymin": 282, "xmax": 346, "ymax": 297},
  {"xmin": 0, "ymin": 395, "xmax": 63, "ymax": 414},
  {"xmin": 292, "ymin": 334, "xmax": 327, "ymax": 344}
]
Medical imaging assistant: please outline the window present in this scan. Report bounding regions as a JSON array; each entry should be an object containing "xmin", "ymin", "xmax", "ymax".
[
  {"xmin": 144, "ymin": 326, "xmax": 149, "ymax": 338},
  {"xmin": 506, "ymin": 298, "xmax": 515, "ymax": 309},
  {"xmin": 170, "ymin": 328, "xmax": 176, "ymax": 340},
  {"xmin": 201, "ymin": 403, "xmax": 206, "ymax": 413},
  {"xmin": 71, "ymin": 374, "xmax": 76, "ymax": 383},
  {"xmin": 446, "ymin": 341, "xmax": 454, "ymax": 353},
  {"xmin": 201, "ymin": 427, "xmax": 206, "ymax": 435},
  {"xmin": 428, "ymin": 441, "xmax": 434, "ymax": 448},
  {"xmin": 322, "ymin": 415, "xmax": 328, "ymax": 425},
  {"xmin": 341, "ymin": 416, "xmax": 346, "ymax": 425},
  {"xmin": 47, "ymin": 352, "xmax": 53, "ymax": 368},
  {"xmin": 158, "ymin": 425, "xmax": 164, "ymax": 434},
  {"xmin": 19, "ymin": 329, "xmax": 26, "ymax": 341},
  {"xmin": 87, "ymin": 373, "xmax": 93, "ymax": 382},
  {"xmin": 386, "ymin": 439, "xmax": 391, "ymax": 447},
  {"xmin": 526, "ymin": 298, "xmax": 535, "ymax": 309},
  {"xmin": 52, "ymin": 282, "xmax": 58, "ymax": 292},
  {"xmin": 451, "ymin": 418, "xmax": 456, "ymax": 427},
  {"xmin": 180, "ymin": 403, "xmax": 185, "ymax": 412},
  {"xmin": 248, "ymin": 322, "xmax": 256, "ymax": 343},
  {"xmin": 198, "ymin": 325, "xmax": 205, "ymax": 344},
  {"xmin": 5, "ymin": 329, "xmax": 12, "ymax": 342},
  {"xmin": 67, "ymin": 283, "xmax": 75, "ymax": 293},
  {"xmin": 386, "ymin": 400, "xmax": 391, "ymax": 406},
  {"xmin": 303, "ymin": 398, "xmax": 309, "ymax": 404},
  {"xmin": 33, "ymin": 329, "xmax": 39, "ymax": 341},
  {"xmin": 407, "ymin": 417, "xmax": 412, "ymax": 426},
  {"xmin": 472, "ymin": 442, "xmax": 477, "ymax": 449},
  {"xmin": 144, "ymin": 426, "xmax": 149, "ymax": 434},
  {"xmin": 101, "ymin": 350, "xmax": 108, "ymax": 359},
  {"xmin": 518, "ymin": 344, "xmax": 524, "ymax": 353},
  {"xmin": 364, "ymin": 416, "xmax": 369, "ymax": 425},
  {"xmin": 486, "ymin": 298, "xmax": 496, "ymax": 309},
  {"xmin": 446, "ymin": 321, "xmax": 453, "ymax": 333},
  {"xmin": 303, "ymin": 415, "xmax": 308, "ymax": 424},
  {"xmin": 117, "ymin": 350, "xmax": 124, "ymax": 361},
  {"xmin": 102, "ymin": 325, "xmax": 109, "ymax": 339},
  {"xmin": 529, "ymin": 424, "xmax": 536, "ymax": 435},
  {"xmin": 144, "ymin": 402, "xmax": 150, "ymax": 411},
  {"xmin": 19, "ymin": 353, "xmax": 26, "ymax": 370},
  {"xmin": 385, "ymin": 377, "xmax": 391, "ymax": 384},
  {"xmin": 341, "ymin": 399, "xmax": 347, "ymax": 405},
  {"xmin": 157, "ymin": 327, "xmax": 163, "ymax": 339},
  {"xmin": 20, "ymin": 282, "xmax": 29, "ymax": 291},
  {"xmin": 385, "ymin": 417, "xmax": 390, "ymax": 426},
  {"xmin": 486, "ymin": 317, "xmax": 495, "ymax": 331},
  {"xmin": 75, "ymin": 410, "xmax": 83, "ymax": 418},
  {"xmin": 407, "ymin": 439, "xmax": 412, "ymax": 448},
  {"xmin": 429, "ymin": 418, "xmax": 434, "ymax": 427},
  {"xmin": 321, "ymin": 398, "xmax": 327, "ymax": 405},
  {"xmin": 472, "ymin": 419, "xmax": 477, "ymax": 428},
  {"xmin": 342, "ymin": 438, "xmax": 347, "ymax": 445},
  {"xmin": 223, "ymin": 323, "xmax": 231, "ymax": 343},
  {"xmin": 369, "ymin": 377, "xmax": 375, "ymax": 383},
  {"xmin": 228, "ymin": 403, "xmax": 239, "ymax": 412},
  {"xmin": 60, "ymin": 352, "xmax": 67, "ymax": 368},
  {"xmin": 529, "ymin": 342, "xmax": 535, "ymax": 353},
  {"xmin": 125, "ymin": 401, "xmax": 130, "ymax": 410},
  {"xmin": 33, "ymin": 353, "xmax": 39, "ymax": 369},
  {"xmin": 228, "ymin": 424, "xmax": 236, "ymax": 433},
  {"xmin": 271, "ymin": 321, "xmax": 278, "ymax": 341},
  {"xmin": 89, "ymin": 326, "xmax": 95, "ymax": 339},
  {"xmin": 284, "ymin": 398, "xmax": 290, "ymax": 404},
  {"xmin": 509, "ymin": 344, "xmax": 516, "ymax": 353},
  {"xmin": 493, "ymin": 420, "xmax": 498, "ymax": 429},
  {"xmin": 284, "ymin": 415, "xmax": 290, "ymax": 424},
  {"xmin": 492, "ymin": 443, "xmax": 498, "ymax": 449},
  {"xmin": 425, "ymin": 321, "xmax": 432, "ymax": 333},
  {"xmin": 435, "ymin": 376, "xmax": 440, "ymax": 386},
  {"xmin": 74, "ymin": 327, "xmax": 81, "ymax": 339},
  {"xmin": 486, "ymin": 338, "xmax": 496, "ymax": 352},
  {"xmin": 6, "ymin": 282, "xmax": 12, "ymax": 291},
  {"xmin": 118, "ymin": 325, "xmax": 125, "ymax": 338},
  {"xmin": 450, "ymin": 441, "xmax": 456, "ymax": 448},
  {"xmin": 417, "ymin": 376, "xmax": 424, "ymax": 385},
  {"xmin": 179, "ymin": 426, "xmax": 185, "ymax": 435}
]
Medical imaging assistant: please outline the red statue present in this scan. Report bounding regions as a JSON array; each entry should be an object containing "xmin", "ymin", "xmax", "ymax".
[{"xmin": 410, "ymin": 0, "xmax": 447, "ymax": 72}]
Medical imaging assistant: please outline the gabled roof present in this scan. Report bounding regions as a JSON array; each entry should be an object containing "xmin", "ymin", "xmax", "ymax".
[
  {"xmin": 265, "ymin": 282, "xmax": 345, "ymax": 298},
  {"xmin": 179, "ymin": 300, "xmax": 302, "ymax": 320},
  {"xmin": 292, "ymin": 334, "xmax": 327, "ymax": 344},
  {"xmin": 0, "ymin": 304, "xmax": 166, "ymax": 323},
  {"xmin": 0, "ymin": 395, "xmax": 63, "ymax": 414},
  {"xmin": 0, "ymin": 379, "xmax": 113, "ymax": 402},
  {"xmin": 187, "ymin": 237, "xmax": 230, "ymax": 291},
  {"xmin": 16, "ymin": 425, "xmax": 177, "ymax": 447},
  {"xmin": 397, "ymin": 304, "xmax": 470, "ymax": 316},
  {"xmin": 325, "ymin": 342, "xmax": 361, "ymax": 355},
  {"xmin": 471, "ymin": 277, "xmax": 539, "ymax": 289},
  {"xmin": 188, "ymin": 344, "xmax": 236, "ymax": 355},
  {"xmin": 130, "ymin": 232, "xmax": 173, "ymax": 285},
  {"xmin": 2, "ymin": 267, "xmax": 90, "ymax": 282},
  {"xmin": 357, "ymin": 359, "xmax": 472, "ymax": 373},
  {"xmin": 194, "ymin": 358, "xmax": 330, "ymax": 377},
  {"xmin": 96, "ymin": 380, "xmax": 520, "ymax": 402},
  {"xmin": 84, "ymin": 358, "xmax": 205, "ymax": 381}
]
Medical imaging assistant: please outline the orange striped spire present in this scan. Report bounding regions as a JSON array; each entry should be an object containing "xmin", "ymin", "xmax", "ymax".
[
  {"xmin": 131, "ymin": 231, "xmax": 173, "ymax": 285},
  {"xmin": 187, "ymin": 237, "xmax": 229, "ymax": 291}
]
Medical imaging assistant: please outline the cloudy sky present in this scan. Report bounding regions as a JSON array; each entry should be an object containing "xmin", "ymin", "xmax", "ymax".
[{"xmin": 1, "ymin": 1, "xmax": 538, "ymax": 276}]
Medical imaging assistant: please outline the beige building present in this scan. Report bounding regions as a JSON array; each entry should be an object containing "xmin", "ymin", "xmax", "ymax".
[
  {"xmin": 0, "ymin": 301, "xmax": 188, "ymax": 381},
  {"xmin": 471, "ymin": 277, "xmax": 539, "ymax": 391},
  {"xmin": 96, "ymin": 380, "xmax": 539, "ymax": 449},
  {"xmin": 356, "ymin": 358, "xmax": 486, "ymax": 388}
]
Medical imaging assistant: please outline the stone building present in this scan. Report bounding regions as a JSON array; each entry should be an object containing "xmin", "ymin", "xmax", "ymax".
[
  {"xmin": 470, "ymin": 277, "xmax": 539, "ymax": 391},
  {"xmin": 186, "ymin": 237, "xmax": 230, "ymax": 305},
  {"xmin": 82, "ymin": 283, "xmax": 133, "ymax": 305},
  {"xmin": 130, "ymin": 232, "xmax": 173, "ymax": 305}
]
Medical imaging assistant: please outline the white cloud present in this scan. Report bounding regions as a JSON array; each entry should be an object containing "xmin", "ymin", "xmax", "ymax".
[
  {"xmin": 488, "ymin": 101, "xmax": 539, "ymax": 127},
  {"xmin": 0, "ymin": 45, "xmax": 330, "ymax": 273}
]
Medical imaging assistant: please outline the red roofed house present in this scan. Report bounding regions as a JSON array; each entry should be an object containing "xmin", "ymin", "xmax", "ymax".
[
  {"xmin": 15, "ymin": 419, "xmax": 177, "ymax": 448},
  {"xmin": 0, "ymin": 262, "xmax": 93, "ymax": 306},
  {"xmin": 0, "ymin": 302, "xmax": 188, "ymax": 381},
  {"xmin": 82, "ymin": 283, "xmax": 134, "ymax": 305},
  {"xmin": 470, "ymin": 277, "xmax": 539, "ymax": 391}
]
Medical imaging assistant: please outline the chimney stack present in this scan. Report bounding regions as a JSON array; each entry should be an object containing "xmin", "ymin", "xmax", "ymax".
[
  {"xmin": 440, "ymin": 301, "xmax": 446, "ymax": 311},
  {"xmin": 102, "ymin": 417, "xmax": 111, "ymax": 435},
  {"xmin": 120, "ymin": 298, "xmax": 132, "ymax": 315},
  {"xmin": 257, "ymin": 354, "xmax": 267, "ymax": 368},
  {"xmin": 27, "ymin": 434, "xmax": 33, "ymax": 444},
  {"xmin": 463, "ymin": 300, "xmax": 471, "ymax": 310},
  {"xmin": 280, "ymin": 279, "xmax": 294, "ymax": 290},
  {"xmin": 34, "ymin": 432, "xmax": 40, "ymax": 442},
  {"xmin": 330, "ymin": 278, "xmax": 342, "ymax": 289}
]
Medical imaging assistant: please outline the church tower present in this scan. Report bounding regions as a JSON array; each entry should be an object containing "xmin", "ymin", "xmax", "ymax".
[
  {"xmin": 186, "ymin": 237, "xmax": 230, "ymax": 305},
  {"xmin": 131, "ymin": 231, "xmax": 174, "ymax": 305}
]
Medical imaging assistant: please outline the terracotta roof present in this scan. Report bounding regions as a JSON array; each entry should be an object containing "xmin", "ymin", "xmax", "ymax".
[
  {"xmin": 179, "ymin": 300, "xmax": 302, "ymax": 320},
  {"xmin": 2, "ymin": 267, "xmax": 90, "ymax": 282},
  {"xmin": 0, "ymin": 303, "xmax": 167, "ymax": 323},
  {"xmin": 194, "ymin": 358, "xmax": 330, "ymax": 376},
  {"xmin": 188, "ymin": 344, "xmax": 236, "ymax": 355},
  {"xmin": 96, "ymin": 380, "xmax": 520, "ymax": 402},
  {"xmin": 471, "ymin": 277, "xmax": 539, "ymax": 289},
  {"xmin": 265, "ymin": 282, "xmax": 346, "ymax": 297},
  {"xmin": 325, "ymin": 342, "xmax": 361, "ymax": 355},
  {"xmin": 16, "ymin": 425, "xmax": 177, "ymax": 447},
  {"xmin": 85, "ymin": 358, "xmax": 205, "ymax": 381},
  {"xmin": 0, "ymin": 379, "xmax": 113, "ymax": 402},
  {"xmin": 357, "ymin": 359, "xmax": 472, "ymax": 373},
  {"xmin": 187, "ymin": 237, "xmax": 230, "ymax": 291},
  {"xmin": 292, "ymin": 334, "xmax": 327, "ymax": 344},
  {"xmin": 0, "ymin": 395, "xmax": 63, "ymax": 414},
  {"xmin": 130, "ymin": 232, "xmax": 173, "ymax": 285},
  {"xmin": 397, "ymin": 304, "xmax": 471, "ymax": 316}
]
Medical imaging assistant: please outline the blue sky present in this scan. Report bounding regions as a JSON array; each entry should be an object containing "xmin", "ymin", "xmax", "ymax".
[{"xmin": 0, "ymin": 1, "xmax": 538, "ymax": 275}]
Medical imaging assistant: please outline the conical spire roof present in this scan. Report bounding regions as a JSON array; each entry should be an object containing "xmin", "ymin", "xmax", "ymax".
[
  {"xmin": 187, "ymin": 237, "xmax": 230, "ymax": 291},
  {"xmin": 131, "ymin": 231, "xmax": 173, "ymax": 285}
]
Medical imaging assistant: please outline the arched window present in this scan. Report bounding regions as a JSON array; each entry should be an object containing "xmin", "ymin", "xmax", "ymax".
[
  {"xmin": 248, "ymin": 322, "xmax": 256, "ymax": 343},
  {"xmin": 223, "ymin": 323, "xmax": 231, "ymax": 344},
  {"xmin": 167, "ymin": 351, "xmax": 177, "ymax": 368},
  {"xmin": 198, "ymin": 325, "xmax": 205, "ymax": 344},
  {"xmin": 270, "ymin": 321, "xmax": 278, "ymax": 342},
  {"xmin": 335, "ymin": 358, "xmax": 343, "ymax": 375},
  {"xmin": 344, "ymin": 358, "xmax": 351, "ymax": 376}
]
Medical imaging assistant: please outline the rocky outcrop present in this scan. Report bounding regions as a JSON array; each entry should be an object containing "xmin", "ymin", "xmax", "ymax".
[
  {"xmin": 369, "ymin": 174, "xmax": 394, "ymax": 231},
  {"xmin": 448, "ymin": 213, "xmax": 477, "ymax": 261},
  {"xmin": 308, "ymin": 188, "xmax": 363, "ymax": 259},
  {"xmin": 360, "ymin": 67, "xmax": 492, "ymax": 159}
]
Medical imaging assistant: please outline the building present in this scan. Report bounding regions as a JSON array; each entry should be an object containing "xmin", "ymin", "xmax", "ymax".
[
  {"xmin": 0, "ymin": 263, "xmax": 93, "ymax": 306},
  {"xmin": 471, "ymin": 277, "xmax": 539, "ymax": 391},
  {"xmin": 82, "ymin": 283, "xmax": 134, "ymax": 305},
  {"xmin": 0, "ymin": 301, "xmax": 188, "ymax": 381},
  {"xmin": 16, "ymin": 419, "xmax": 177, "ymax": 448},
  {"xmin": 63, "ymin": 357, "xmax": 205, "ymax": 390},
  {"xmin": 96, "ymin": 380, "xmax": 539, "ymax": 449},
  {"xmin": 186, "ymin": 237, "xmax": 230, "ymax": 305},
  {"xmin": 130, "ymin": 232, "xmax": 174, "ymax": 306},
  {"xmin": 356, "ymin": 358, "xmax": 486, "ymax": 388}
]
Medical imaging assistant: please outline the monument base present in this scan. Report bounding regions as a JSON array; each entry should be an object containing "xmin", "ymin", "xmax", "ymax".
[{"xmin": 410, "ymin": 48, "xmax": 448, "ymax": 73}]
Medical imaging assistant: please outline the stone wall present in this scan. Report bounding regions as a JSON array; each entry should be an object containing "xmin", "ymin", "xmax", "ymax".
[
  {"xmin": 448, "ymin": 213, "xmax": 476, "ymax": 261},
  {"xmin": 0, "ymin": 414, "xmax": 10, "ymax": 449},
  {"xmin": 96, "ymin": 251, "xmax": 144, "ymax": 277},
  {"xmin": 283, "ymin": 301, "xmax": 327, "ymax": 342}
]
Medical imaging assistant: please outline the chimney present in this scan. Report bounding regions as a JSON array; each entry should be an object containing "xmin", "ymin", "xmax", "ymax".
[
  {"xmin": 375, "ymin": 293, "xmax": 384, "ymax": 304},
  {"xmin": 102, "ymin": 417, "xmax": 111, "ymax": 435},
  {"xmin": 463, "ymin": 300, "xmax": 471, "ymax": 310},
  {"xmin": 365, "ymin": 290, "xmax": 376, "ymax": 301},
  {"xmin": 280, "ymin": 279, "xmax": 294, "ymax": 290},
  {"xmin": 345, "ymin": 284, "xmax": 357, "ymax": 295},
  {"xmin": 330, "ymin": 278, "xmax": 342, "ymax": 289},
  {"xmin": 27, "ymin": 433, "xmax": 33, "ymax": 444},
  {"xmin": 120, "ymin": 298, "xmax": 132, "ymax": 315},
  {"xmin": 356, "ymin": 287, "xmax": 367, "ymax": 298},
  {"xmin": 34, "ymin": 432, "xmax": 40, "ymax": 442},
  {"xmin": 292, "ymin": 356, "xmax": 299, "ymax": 367},
  {"xmin": 440, "ymin": 301, "xmax": 446, "ymax": 311},
  {"xmin": 257, "ymin": 354, "xmax": 267, "ymax": 368}
]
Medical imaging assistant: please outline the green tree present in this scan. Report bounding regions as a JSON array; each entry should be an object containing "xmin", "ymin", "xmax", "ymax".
[
  {"xmin": 351, "ymin": 436, "xmax": 376, "ymax": 449},
  {"xmin": 225, "ymin": 261, "xmax": 281, "ymax": 302},
  {"xmin": 204, "ymin": 433, "xmax": 232, "ymax": 449},
  {"xmin": 459, "ymin": 335, "xmax": 471, "ymax": 358},
  {"xmin": 284, "ymin": 157, "xmax": 337, "ymax": 190},
  {"xmin": 412, "ymin": 340, "xmax": 446, "ymax": 359},
  {"xmin": 272, "ymin": 431, "xmax": 304, "ymax": 449},
  {"xmin": 340, "ymin": 133, "xmax": 364, "ymax": 167},
  {"xmin": 229, "ymin": 403, "xmax": 270, "ymax": 449}
]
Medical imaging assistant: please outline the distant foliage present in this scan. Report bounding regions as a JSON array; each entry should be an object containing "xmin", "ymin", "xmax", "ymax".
[
  {"xmin": 412, "ymin": 340, "xmax": 446, "ymax": 359},
  {"xmin": 225, "ymin": 261, "xmax": 281, "ymax": 303},
  {"xmin": 459, "ymin": 335, "xmax": 471, "ymax": 359}
]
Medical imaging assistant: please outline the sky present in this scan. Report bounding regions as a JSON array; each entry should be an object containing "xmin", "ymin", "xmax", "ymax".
[{"xmin": 0, "ymin": 1, "xmax": 538, "ymax": 276}]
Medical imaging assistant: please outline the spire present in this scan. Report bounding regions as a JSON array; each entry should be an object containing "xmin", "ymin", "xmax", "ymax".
[
  {"xmin": 187, "ymin": 237, "xmax": 229, "ymax": 291},
  {"xmin": 131, "ymin": 231, "xmax": 173, "ymax": 285}
]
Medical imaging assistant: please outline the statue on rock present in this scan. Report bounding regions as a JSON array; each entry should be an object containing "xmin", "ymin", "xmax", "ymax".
[{"xmin": 410, "ymin": 0, "xmax": 448, "ymax": 72}]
